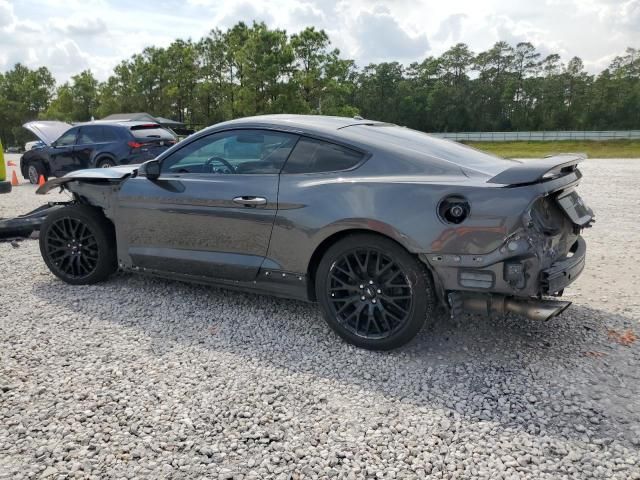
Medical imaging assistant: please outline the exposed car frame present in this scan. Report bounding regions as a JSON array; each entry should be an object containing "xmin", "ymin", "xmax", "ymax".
[{"xmin": 35, "ymin": 115, "xmax": 594, "ymax": 350}]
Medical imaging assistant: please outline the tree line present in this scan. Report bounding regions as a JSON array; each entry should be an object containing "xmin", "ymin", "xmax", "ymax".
[{"xmin": 1, "ymin": 21, "xmax": 639, "ymax": 146}]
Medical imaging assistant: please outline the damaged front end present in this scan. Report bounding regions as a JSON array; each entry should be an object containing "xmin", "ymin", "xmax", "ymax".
[
  {"xmin": 0, "ymin": 165, "xmax": 138, "ymax": 240},
  {"xmin": 424, "ymin": 154, "xmax": 594, "ymax": 321}
]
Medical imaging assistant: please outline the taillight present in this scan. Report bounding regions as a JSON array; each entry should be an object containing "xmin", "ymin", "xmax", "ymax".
[{"xmin": 128, "ymin": 141, "xmax": 143, "ymax": 149}]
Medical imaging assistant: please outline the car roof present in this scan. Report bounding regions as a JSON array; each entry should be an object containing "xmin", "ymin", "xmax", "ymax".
[
  {"xmin": 74, "ymin": 120, "xmax": 164, "ymax": 128},
  {"xmin": 204, "ymin": 114, "xmax": 388, "ymax": 134}
]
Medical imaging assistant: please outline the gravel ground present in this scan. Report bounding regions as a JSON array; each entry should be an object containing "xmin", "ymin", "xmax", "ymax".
[{"xmin": 1, "ymin": 158, "xmax": 639, "ymax": 479}]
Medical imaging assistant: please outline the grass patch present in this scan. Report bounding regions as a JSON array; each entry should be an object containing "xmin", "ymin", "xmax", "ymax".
[{"xmin": 465, "ymin": 140, "xmax": 640, "ymax": 158}]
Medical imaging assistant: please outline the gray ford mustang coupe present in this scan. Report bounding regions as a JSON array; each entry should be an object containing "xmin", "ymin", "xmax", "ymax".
[{"xmin": 37, "ymin": 115, "xmax": 593, "ymax": 350}]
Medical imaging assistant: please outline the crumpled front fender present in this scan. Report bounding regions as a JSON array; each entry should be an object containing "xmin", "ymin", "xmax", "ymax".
[{"xmin": 36, "ymin": 165, "xmax": 139, "ymax": 194}]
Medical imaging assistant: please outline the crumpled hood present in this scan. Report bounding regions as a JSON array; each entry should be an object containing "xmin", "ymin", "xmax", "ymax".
[
  {"xmin": 23, "ymin": 121, "xmax": 72, "ymax": 145},
  {"xmin": 36, "ymin": 165, "xmax": 139, "ymax": 194}
]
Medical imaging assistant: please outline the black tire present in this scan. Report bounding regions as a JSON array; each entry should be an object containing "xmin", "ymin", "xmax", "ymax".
[
  {"xmin": 315, "ymin": 233, "xmax": 436, "ymax": 350},
  {"xmin": 97, "ymin": 158, "xmax": 115, "ymax": 168},
  {"xmin": 26, "ymin": 160, "xmax": 47, "ymax": 184},
  {"xmin": 39, "ymin": 204, "xmax": 118, "ymax": 285}
]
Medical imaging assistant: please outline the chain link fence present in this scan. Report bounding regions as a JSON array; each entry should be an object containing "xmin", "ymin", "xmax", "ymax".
[{"xmin": 429, "ymin": 131, "xmax": 640, "ymax": 141}]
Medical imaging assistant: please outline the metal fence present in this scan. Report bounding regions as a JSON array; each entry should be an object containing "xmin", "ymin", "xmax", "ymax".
[{"xmin": 429, "ymin": 130, "xmax": 640, "ymax": 141}]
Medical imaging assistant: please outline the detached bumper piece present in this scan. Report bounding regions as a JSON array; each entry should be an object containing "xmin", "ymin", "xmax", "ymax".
[
  {"xmin": 0, "ymin": 203, "xmax": 65, "ymax": 239},
  {"xmin": 541, "ymin": 236, "xmax": 586, "ymax": 295}
]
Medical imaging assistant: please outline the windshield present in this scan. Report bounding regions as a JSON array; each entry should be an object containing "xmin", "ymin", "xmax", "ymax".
[{"xmin": 347, "ymin": 124, "xmax": 519, "ymax": 176}]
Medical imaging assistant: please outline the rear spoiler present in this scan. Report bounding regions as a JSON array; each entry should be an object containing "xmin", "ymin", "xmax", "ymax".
[{"xmin": 488, "ymin": 154, "xmax": 586, "ymax": 186}]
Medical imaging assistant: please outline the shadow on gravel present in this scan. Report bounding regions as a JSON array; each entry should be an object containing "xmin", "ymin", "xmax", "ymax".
[{"xmin": 32, "ymin": 272, "xmax": 640, "ymax": 445}]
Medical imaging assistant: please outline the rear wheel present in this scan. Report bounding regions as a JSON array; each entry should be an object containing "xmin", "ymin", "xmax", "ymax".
[
  {"xmin": 97, "ymin": 158, "xmax": 115, "ymax": 168},
  {"xmin": 39, "ymin": 204, "xmax": 117, "ymax": 285},
  {"xmin": 27, "ymin": 161, "xmax": 47, "ymax": 184},
  {"xmin": 315, "ymin": 234, "xmax": 436, "ymax": 350}
]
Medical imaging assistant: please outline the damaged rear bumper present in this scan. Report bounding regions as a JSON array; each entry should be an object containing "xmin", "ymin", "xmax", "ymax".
[
  {"xmin": 421, "ymin": 234, "xmax": 587, "ymax": 299},
  {"xmin": 541, "ymin": 236, "xmax": 586, "ymax": 295}
]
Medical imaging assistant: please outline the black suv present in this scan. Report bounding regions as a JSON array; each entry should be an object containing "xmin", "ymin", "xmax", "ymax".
[{"xmin": 20, "ymin": 121, "xmax": 176, "ymax": 184}]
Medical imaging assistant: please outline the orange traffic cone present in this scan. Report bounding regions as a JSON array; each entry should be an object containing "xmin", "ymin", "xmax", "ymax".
[
  {"xmin": 7, "ymin": 160, "xmax": 16, "ymax": 167},
  {"xmin": 11, "ymin": 170, "xmax": 19, "ymax": 186},
  {"xmin": 38, "ymin": 175, "xmax": 45, "ymax": 186}
]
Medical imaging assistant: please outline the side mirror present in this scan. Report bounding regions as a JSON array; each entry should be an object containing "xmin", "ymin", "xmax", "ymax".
[{"xmin": 144, "ymin": 159, "xmax": 161, "ymax": 180}]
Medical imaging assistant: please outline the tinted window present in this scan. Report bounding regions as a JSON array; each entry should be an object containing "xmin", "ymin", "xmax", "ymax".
[
  {"xmin": 282, "ymin": 138, "xmax": 364, "ymax": 173},
  {"xmin": 161, "ymin": 130, "xmax": 298, "ymax": 174},
  {"xmin": 131, "ymin": 125, "xmax": 176, "ymax": 141},
  {"xmin": 78, "ymin": 126, "xmax": 104, "ymax": 144},
  {"xmin": 346, "ymin": 125, "xmax": 517, "ymax": 175},
  {"xmin": 55, "ymin": 128, "xmax": 78, "ymax": 147},
  {"xmin": 102, "ymin": 127, "xmax": 120, "ymax": 142}
]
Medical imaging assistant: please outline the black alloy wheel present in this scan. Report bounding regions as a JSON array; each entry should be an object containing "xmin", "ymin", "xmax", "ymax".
[
  {"xmin": 316, "ymin": 233, "xmax": 436, "ymax": 350},
  {"xmin": 44, "ymin": 217, "xmax": 99, "ymax": 279},
  {"xmin": 327, "ymin": 248, "xmax": 413, "ymax": 339},
  {"xmin": 39, "ymin": 204, "xmax": 117, "ymax": 285}
]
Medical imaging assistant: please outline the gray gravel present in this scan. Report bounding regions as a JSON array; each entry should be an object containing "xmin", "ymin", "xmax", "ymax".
[{"xmin": 1, "ymin": 158, "xmax": 639, "ymax": 479}]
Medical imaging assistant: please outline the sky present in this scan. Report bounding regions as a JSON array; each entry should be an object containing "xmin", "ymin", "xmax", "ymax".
[{"xmin": 0, "ymin": 0, "xmax": 638, "ymax": 82}]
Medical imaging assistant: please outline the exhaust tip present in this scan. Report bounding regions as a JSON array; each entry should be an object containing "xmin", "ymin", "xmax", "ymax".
[
  {"xmin": 452, "ymin": 292, "xmax": 573, "ymax": 322},
  {"xmin": 517, "ymin": 299, "xmax": 572, "ymax": 322},
  {"xmin": 543, "ymin": 300, "xmax": 571, "ymax": 321}
]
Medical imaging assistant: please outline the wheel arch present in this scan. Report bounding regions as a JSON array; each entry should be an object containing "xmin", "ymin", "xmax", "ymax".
[
  {"xmin": 305, "ymin": 228, "xmax": 428, "ymax": 301},
  {"xmin": 23, "ymin": 154, "xmax": 50, "ymax": 178},
  {"xmin": 94, "ymin": 153, "xmax": 117, "ymax": 168}
]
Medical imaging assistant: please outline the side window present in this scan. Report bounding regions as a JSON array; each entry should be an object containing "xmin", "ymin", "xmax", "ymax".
[
  {"xmin": 282, "ymin": 138, "xmax": 364, "ymax": 173},
  {"xmin": 161, "ymin": 130, "xmax": 298, "ymax": 175},
  {"xmin": 78, "ymin": 126, "xmax": 104, "ymax": 144},
  {"xmin": 55, "ymin": 128, "xmax": 78, "ymax": 147},
  {"xmin": 102, "ymin": 127, "xmax": 120, "ymax": 142}
]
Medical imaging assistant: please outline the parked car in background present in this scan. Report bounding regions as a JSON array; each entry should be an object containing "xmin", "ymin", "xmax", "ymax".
[
  {"xmin": 35, "ymin": 114, "xmax": 593, "ymax": 350},
  {"xmin": 20, "ymin": 121, "xmax": 177, "ymax": 184},
  {"xmin": 5, "ymin": 146, "xmax": 22, "ymax": 153},
  {"xmin": 25, "ymin": 140, "xmax": 45, "ymax": 151},
  {"xmin": 0, "ymin": 140, "xmax": 11, "ymax": 193}
]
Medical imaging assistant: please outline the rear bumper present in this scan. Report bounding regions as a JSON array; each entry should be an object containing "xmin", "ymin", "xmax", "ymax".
[
  {"xmin": 422, "ymin": 235, "xmax": 587, "ymax": 298},
  {"xmin": 541, "ymin": 235, "xmax": 586, "ymax": 295},
  {"xmin": 0, "ymin": 180, "xmax": 11, "ymax": 194}
]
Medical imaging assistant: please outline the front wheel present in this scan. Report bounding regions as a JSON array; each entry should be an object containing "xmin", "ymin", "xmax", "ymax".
[
  {"xmin": 39, "ymin": 204, "xmax": 118, "ymax": 285},
  {"xmin": 315, "ymin": 234, "xmax": 436, "ymax": 350},
  {"xmin": 27, "ymin": 161, "xmax": 47, "ymax": 184}
]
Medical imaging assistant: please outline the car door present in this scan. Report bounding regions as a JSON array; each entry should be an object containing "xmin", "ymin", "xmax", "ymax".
[
  {"xmin": 116, "ymin": 129, "xmax": 299, "ymax": 282},
  {"xmin": 73, "ymin": 125, "xmax": 103, "ymax": 170},
  {"xmin": 49, "ymin": 127, "xmax": 79, "ymax": 176}
]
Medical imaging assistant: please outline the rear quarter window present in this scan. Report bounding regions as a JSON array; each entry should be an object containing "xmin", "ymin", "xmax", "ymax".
[
  {"xmin": 282, "ymin": 137, "xmax": 364, "ymax": 174},
  {"xmin": 102, "ymin": 127, "xmax": 121, "ymax": 142}
]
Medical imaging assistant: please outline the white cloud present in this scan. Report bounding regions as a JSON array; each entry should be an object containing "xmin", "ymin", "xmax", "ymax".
[
  {"xmin": 351, "ymin": 6, "xmax": 430, "ymax": 64},
  {"xmin": 620, "ymin": 0, "xmax": 640, "ymax": 31},
  {"xmin": 433, "ymin": 14, "xmax": 467, "ymax": 43},
  {"xmin": 0, "ymin": 0, "xmax": 637, "ymax": 82},
  {"xmin": 0, "ymin": 0, "xmax": 15, "ymax": 28},
  {"xmin": 50, "ymin": 16, "xmax": 108, "ymax": 36},
  {"xmin": 218, "ymin": 1, "xmax": 275, "ymax": 27}
]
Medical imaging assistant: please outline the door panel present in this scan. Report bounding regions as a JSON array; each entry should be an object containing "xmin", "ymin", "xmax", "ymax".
[
  {"xmin": 49, "ymin": 147, "xmax": 76, "ymax": 175},
  {"xmin": 49, "ymin": 128, "xmax": 79, "ymax": 176},
  {"xmin": 116, "ymin": 174, "xmax": 280, "ymax": 281}
]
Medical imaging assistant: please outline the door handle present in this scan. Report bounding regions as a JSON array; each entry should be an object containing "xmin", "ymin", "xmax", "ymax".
[{"xmin": 232, "ymin": 196, "xmax": 267, "ymax": 206}]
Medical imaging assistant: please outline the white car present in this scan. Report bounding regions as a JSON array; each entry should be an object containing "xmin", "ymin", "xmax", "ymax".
[{"xmin": 25, "ymin": 140, "xmax": 45, "ymax": 151}]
